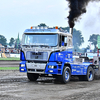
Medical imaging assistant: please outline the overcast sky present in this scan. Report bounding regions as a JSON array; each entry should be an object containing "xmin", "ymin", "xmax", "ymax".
[{"xmin": 0, "ymin": 0, "xmax": 100, "ymax": 49}]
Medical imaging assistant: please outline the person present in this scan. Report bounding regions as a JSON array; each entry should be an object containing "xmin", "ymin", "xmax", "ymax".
[{"xmin": 62, "ymin": 41, "xmax": 64, "ymax": 46}]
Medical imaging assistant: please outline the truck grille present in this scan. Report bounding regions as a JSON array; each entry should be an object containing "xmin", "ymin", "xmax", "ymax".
[
  {"xmin": 26, "ymin": 63, "xmax": 46, "ymax": 74},
  {"xmin": 28, "ymin": 69, "xmax": 44, "ymax": 72},
  {"xmin": 26, "ymin": 51, "xmax": 48, "ymax": 61}
]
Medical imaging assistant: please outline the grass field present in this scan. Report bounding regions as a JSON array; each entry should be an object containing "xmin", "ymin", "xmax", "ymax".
[
  {"xmin": 0, "ymin": 67, "xmax": 19, "ymax": 70},
  {"xmin": 0, "ymin": 57, "xmax": 20, "ymax": 61}
]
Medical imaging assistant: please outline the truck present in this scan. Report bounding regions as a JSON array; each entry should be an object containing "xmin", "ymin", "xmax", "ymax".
[{"xmin": 19, "ymin": 26, "xmax": 100, "ymax": 83}]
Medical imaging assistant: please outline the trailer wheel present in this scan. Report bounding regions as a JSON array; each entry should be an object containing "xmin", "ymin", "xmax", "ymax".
[
  {"xmin": 85, "ymin": 66, "xmax": 94, "ymax": 81},
  {"xmin": 59, "ymin": 66, "xmax": 71, "ymax": 84},
  {"xmin": 27, "ymin": 73, "xmax": 39, "ymax": 81}
]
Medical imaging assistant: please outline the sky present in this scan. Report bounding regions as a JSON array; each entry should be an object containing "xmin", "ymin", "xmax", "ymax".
[{"xmin": 0, "ymin": 0, "xmax": 100, "ymax": 49}]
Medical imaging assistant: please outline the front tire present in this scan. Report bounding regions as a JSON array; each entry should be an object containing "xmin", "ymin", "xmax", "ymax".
[
  {"xmin": 27, "ymin": 73, "xmax": 39, "ymax": 81},
  {"xmin": 59, "ymin": 66, "xmax": 71, "ymax": 84}
]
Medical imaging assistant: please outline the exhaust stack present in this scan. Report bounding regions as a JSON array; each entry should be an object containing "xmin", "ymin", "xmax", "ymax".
[{"xmin": 69, "ymin": 28, "xmax": 73, "ymax": 36}]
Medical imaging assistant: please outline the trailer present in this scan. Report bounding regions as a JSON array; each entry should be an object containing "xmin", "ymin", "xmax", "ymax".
[{"xmin": 19, "ymin": 26, "xmax": 100, "ymax": 83}]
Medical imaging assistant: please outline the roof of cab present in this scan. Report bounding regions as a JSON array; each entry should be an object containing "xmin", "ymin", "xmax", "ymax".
[
  {"xmin": 24, "ymin": 28, "xmax": 72, "ymax": 36},
  {"xmin": 24, "ymin": 29, "xmax": 59, "ymax": 33}
]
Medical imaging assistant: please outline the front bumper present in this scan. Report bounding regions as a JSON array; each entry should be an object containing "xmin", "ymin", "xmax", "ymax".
[
  {"xmin": 26, "ymin": 63, "xmax": 46, "ymax": 74},
  {"xmin": 19, "ymin": 61, "xmax": 63, "ymax": 75}
]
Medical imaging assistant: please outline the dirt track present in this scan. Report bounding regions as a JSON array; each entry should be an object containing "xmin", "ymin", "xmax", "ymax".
[{"xmin": 0, "ymin": 70, "xmax": 100, "ymax": 100}]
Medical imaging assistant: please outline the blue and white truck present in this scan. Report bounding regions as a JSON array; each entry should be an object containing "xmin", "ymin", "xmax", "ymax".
[{"xmin": 19, "ymin": 26, "xmax": 100, "ymax": 83}]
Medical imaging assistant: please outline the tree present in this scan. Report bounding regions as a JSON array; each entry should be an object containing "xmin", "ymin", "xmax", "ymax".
[
  {"xmin": 62, "ymin": 27, "xmax": 84, "ymax": 52},
  {"xmin": 84, "ymin": 45, "xmax": 90, "ymax": 53},
  {"xmin": 72, "ymin": 29, "xmax": 84, "ymax": 51},
  {"xmin": 88, "ymin": 34, "xmax": 99, "ymax": 52},
  {"xmin": 15, "ymin": 39, "xmax": 21, "ymax": 49},
  {"xmin": 38, "ymin": 23, "xmax": 47, "ymax": 27},
  {"xmin": 0, "ymin": 35, "xmax": 7, "ymax": 46},
  {"xmin": 9, "ymin": 37, "xmax": 15, "ymax": 46},
  {"xmin": 15, "ymin": 33, "xmax": 21, "ymax": 49},
  {"xmin": 62, "ymin": 27, "xmax": 70, "ymax": 32}
]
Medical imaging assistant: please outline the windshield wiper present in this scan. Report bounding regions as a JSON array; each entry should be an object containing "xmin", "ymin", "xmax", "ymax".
[
  {"xmin": 22, "ymin": 44, "xmax": 51, "ymax": 47},
  {"xmin": 22, "ymin": 45, "xmax": 38, "ymax": 47},
  {"xmin": 39, "ymin": 45, "xmax": 51, "ymax": 47}
]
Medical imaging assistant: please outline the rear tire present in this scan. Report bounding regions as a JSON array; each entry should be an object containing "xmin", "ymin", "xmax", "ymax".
[
  {"xmin": 85, "ymin": 66, "xmax": 94, "ymax": 81},
  {"xmin": 27, "ymin": 73, "xmax": 39, "ymax": 81}
]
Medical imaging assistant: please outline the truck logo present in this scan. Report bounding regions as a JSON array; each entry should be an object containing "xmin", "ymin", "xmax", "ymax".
[{"xmin": 35, "ymin": 56, "xmax": 38, "ymax": 59}]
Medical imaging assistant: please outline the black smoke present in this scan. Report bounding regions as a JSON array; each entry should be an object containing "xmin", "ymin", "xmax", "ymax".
[{"xmin": 67, "ymin": 0, "xmax": 99, "ymax": 28}]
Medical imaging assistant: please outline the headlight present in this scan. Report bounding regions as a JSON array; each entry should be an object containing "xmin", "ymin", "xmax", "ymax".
[
  {"xmin": 21, "ymin": 69, "xmax": 25, "ymax": 71},
  {"xmin": 48, "ymin": 66, "xmax": 54, "ymax": 69},
  {"xmin": 21, "ymin": 64, "xmax": 25, "ymax": 67}
]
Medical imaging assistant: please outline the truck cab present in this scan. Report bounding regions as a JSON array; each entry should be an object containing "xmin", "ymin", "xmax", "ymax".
[{"xmin": 20, "ymin": 26, "xmax": 99, "ymax": 83}]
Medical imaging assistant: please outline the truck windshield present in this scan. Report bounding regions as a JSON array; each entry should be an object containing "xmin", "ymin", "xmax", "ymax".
[{"xmin": 22, "ymin": 34, "xmax": 58, "ymax": 47}]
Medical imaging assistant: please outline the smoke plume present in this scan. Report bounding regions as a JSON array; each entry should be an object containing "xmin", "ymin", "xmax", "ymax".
[{"xmin": 67, "ymin": 0, "xmax": 99, "ymax": 28}]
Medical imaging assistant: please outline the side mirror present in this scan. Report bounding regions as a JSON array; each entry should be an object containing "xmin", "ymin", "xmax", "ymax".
[{"xmin": 64, "ymin": 37, "xmax": 67, "ymax": 43}]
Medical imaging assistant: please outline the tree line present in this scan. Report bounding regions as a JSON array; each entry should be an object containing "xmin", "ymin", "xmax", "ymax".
[{"xmin": 0, "ymin": 34, "xmax": 20, "ymax": 49}]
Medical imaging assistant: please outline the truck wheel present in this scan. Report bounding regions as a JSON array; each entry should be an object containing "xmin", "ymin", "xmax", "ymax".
[
  {"xmin": 85, "ymin": 66, "xmax": 94, "ymax": 81},
  {"xmin": 27, "ymin": 73, "xmax": 39, "ymax": 81},
  {"xmin": 60, "ymin": 66, "xmax": 71, "ymax": 84}
]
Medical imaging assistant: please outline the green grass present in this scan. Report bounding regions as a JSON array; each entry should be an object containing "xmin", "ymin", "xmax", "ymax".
[
  {"xmin": 0, "ymin": 57, "xmax": 20, "ymax": 61},
  {"xmin": 0, "ymin": 67, "xmax": 19, "ymax": 70}
]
